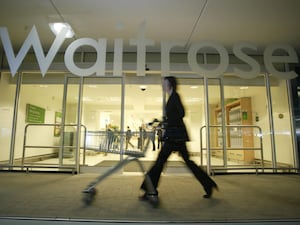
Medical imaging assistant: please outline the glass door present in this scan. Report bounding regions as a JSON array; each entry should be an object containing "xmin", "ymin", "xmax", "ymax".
[
  {"xmin": 176, "ymin": 78, "xmax": 206, "ymax": 166},
  {"xmin": 59, "ymin": 76, "xmax": 81, "ymax": 169},
  {"xmin": 124, "ymin": 75, "xmax": 163, "ymax": 163},
  {"xmin": 209, "ymin": 76, "xmax": 267, "ymax": 173},
  {"xmin": 123, "ymin": 76, "xmax": 208, "ymax": 170},
  {"xmin": 79, "ymin": 76, "xmax": 123, "ymax": 169}
]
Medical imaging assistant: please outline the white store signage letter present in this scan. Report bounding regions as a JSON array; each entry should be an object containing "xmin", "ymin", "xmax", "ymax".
[{"xmin": 0, "ymin": 24, "xmax": 299, "ymax": 79}]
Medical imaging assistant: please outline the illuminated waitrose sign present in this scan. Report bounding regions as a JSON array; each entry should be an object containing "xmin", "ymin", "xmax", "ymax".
[{"xmin": 0, "ymin": 22, "xmax": 299, "ymax": 79}]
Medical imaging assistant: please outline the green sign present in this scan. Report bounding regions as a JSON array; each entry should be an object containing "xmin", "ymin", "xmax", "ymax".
[
  {"xmin": 242, "ymin": 111, "xmax": 248, "ymax": 120},
  {"xmin": 25, "ymin": 104, "xmax": 45, "ymax": 124}
]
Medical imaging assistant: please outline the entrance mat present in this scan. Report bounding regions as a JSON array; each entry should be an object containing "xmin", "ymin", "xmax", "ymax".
[{"xmin": 95, "ymin": 160, "xmax": 185, "ymax": 172}]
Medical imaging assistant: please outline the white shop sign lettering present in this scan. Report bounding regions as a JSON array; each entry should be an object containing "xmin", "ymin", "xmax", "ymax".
[{"xmin": 0, "ymin": 23, "xmax": 298, "ymax": 79}]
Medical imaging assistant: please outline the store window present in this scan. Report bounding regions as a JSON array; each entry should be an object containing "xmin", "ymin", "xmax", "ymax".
[
  {"xmin": 209, "ymin": 74, "xmax": 296, "ymax": 170},
  {"xmin": 0, "ymin": 72, "xmax": 15, "ymax": 164},
  {"xmin": 211, "ymin": 76, "xmax": 267, "ymax": 169},
  {"xmin": 14, "ymin": 73, "xmax": 65, "ymax": 167}
]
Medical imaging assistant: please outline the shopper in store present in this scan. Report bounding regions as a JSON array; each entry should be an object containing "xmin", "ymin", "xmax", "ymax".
[
  {"xmin": 149, "ymin": 126, "xmax": 156, "ymax": 151},
  {"xmin": 140, "ymin": 76, "xmax": 218, "ymax": 201},
  {"xmin": 156, "ymin": 125, "xmax": 163, "ymax": 150},
  {"xmin": 125, "ymin": 126, "xmax": 134, "ymax": 149}
]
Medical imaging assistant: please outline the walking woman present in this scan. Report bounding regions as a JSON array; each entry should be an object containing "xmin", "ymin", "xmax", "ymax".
[{"xmin": 140, "ymin": 76, "xmax": 218, "ymax": 201}]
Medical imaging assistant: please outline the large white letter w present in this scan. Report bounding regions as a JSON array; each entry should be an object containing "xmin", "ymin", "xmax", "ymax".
[{"xmin": 0, "ymin": 25, "xmax": 67, "ymax": 77}]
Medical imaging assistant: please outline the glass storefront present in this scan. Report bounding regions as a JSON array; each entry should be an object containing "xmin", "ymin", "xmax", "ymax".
[{"xmin": 0, "ymin": 71, "xmax": 298, "ymax": 173}]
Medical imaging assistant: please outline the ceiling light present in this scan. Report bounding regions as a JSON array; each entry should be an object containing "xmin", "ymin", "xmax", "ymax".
[
  {"xmin": 49, "ymin": 22, "xmax": 74, "ymax": 38},
  {"xmin": 139, "ymin": 85, "xmax": 147, "ymax": 91},
  {"xmin": 186, "ymin": 97, "xmax": 202, "ymax": 102},
  {"xmin": 240, "ymin": 86, "xmax": 249, "ymax": 90},
  {"xmin": 190, "ymin": 86, "xmax": 199, "ymax": 89}
]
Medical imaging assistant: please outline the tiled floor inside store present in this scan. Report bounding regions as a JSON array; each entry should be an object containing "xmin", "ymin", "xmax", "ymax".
[{"xmin": 24, "ymin": 147, "xmax": 243, "ymax": 168}]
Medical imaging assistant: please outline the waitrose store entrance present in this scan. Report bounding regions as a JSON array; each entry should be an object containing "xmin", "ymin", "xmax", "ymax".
[{"xmin": 0, "ymin": 66, "xmax": 299, "ymax": 174}]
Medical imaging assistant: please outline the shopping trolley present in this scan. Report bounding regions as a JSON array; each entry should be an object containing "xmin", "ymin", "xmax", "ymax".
[{"xmin": 82, "ymin": 129, "xmax": 159, "ymax": 207}]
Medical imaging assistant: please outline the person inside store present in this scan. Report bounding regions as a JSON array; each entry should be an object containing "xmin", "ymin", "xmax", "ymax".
[
  {"xmin": 106, "ymin": 124, "xmax": 114, "ymax": 150},
  {"xmin": 125, "ymin": 126, "xmax": 134, "ymax": 149},
  {"xmin": 156, "ymin": 124, "xmax": 163, "ymax": 150},
  {"xmin": 140, "ymin": 76, "xmax": 218, "ymax": 201},
  {"xmin": 150, "ymin": 126, "xmax": 156, "ymax": 151}
]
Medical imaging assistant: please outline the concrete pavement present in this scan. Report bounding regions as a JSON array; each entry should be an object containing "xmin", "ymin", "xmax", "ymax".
[{"xmin": 0, "ymin": 171, "xmax": 299, "ymax": 223}]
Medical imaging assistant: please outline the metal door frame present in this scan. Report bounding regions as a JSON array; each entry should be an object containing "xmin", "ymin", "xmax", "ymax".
[{"xmin": 60, "ymin": 75, "xmax": 83, "ymax": 172}]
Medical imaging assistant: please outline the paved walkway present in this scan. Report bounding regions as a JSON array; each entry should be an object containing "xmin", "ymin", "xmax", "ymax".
[{"xmin": 0, "ymin": 172, "xmax": 299, "ymax": 224}]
